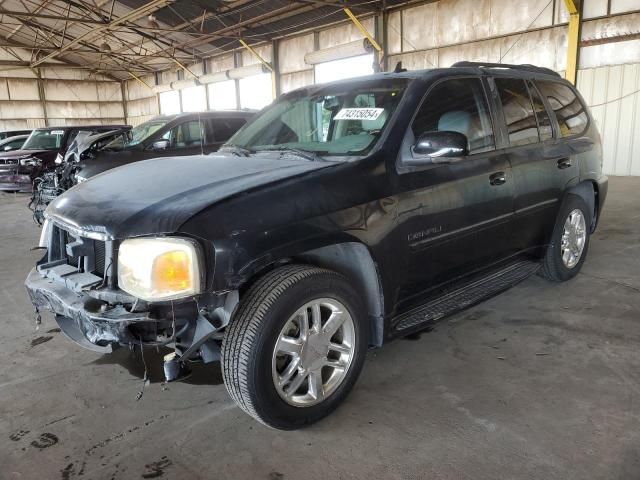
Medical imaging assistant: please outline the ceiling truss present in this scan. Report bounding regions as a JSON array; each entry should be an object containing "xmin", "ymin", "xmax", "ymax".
[{"xmin": 0, "ymin": 0, "xmax": 397, "ymax": 80}]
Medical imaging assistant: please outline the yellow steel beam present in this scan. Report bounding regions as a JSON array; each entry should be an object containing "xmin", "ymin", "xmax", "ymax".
[
  {"xmin": 172, "ymin": 58, "xmax": 199, "ymax": 80},
  {"xmin": 563, "ymin": 0, "xmax": 580, "ymax": 84},
  {"xmin": 128, "ymin": 70, "xmax": 153, "ymax": 91},
  {"xmin": 239, "ymin": 38, "xmax": 276, "ymax": 100},
  {"xmin": 343, "ymin": 7, "xmax": 382, "ymax": 53}
]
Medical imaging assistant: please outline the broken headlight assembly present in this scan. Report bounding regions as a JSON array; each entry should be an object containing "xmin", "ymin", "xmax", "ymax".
[
  {"xmin": 117, "ymin": 237, "xmax": 203, "ymax": 302},
  {"xmin": 19, "ymin": 157, "xmax": 42, "ymax": 167}
]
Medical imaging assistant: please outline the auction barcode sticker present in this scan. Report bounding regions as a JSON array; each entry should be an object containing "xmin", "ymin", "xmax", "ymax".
[{"xmin": 334, "ymin": 108, "xmax": 384, "ymax": 121}]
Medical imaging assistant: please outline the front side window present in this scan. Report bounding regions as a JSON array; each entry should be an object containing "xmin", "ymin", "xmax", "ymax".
[
  {"xmin": 412, "ymin": 77, "xmax": 495, "ymax": 153},
  {"xmin": 228, "ymin": 79, "xmax": 408, "ymax": 157},
  {"xmin": 22, "ymin": 129, "xmax": 66, "ymax": 150},
  {"xmin": 536, "ymin": 81, "xmax": 589, "ymax": 137},
  {"xmin": 125, "ymin": 120, "xmax": 169, "ymax": 147},
  {"xmin": 496, "ymin": 78, "xmax": 539, "ymax": 147},
  {"xmin": 4, "ymin": 137, "xmax": 26, "ymax": 150},
  {"xmin": 164, "ymin": 120, "xmax": 203, "ymax": 149}
]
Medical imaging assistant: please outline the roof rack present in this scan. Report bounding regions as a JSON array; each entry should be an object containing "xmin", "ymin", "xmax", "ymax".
[{"xmin": 451, "ymin": 61, "xmax": 561, "ymax": 78}]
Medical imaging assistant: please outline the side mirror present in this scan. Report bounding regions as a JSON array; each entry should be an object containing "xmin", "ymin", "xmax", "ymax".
[
  {"xmin": 152, "ymin": 139, "xmax": 170, "ymax": 151},
  {"xmin": 408, "ymin": 131, "xmax": 469, "ymax": 165}
]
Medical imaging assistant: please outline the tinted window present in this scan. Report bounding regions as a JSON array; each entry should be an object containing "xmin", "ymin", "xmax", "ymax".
[
  {"xmin": 207, "ymin": 118, "xmax": 247, "ymax": 143},
  {"xmin": 22, "ymin": 129, "xmax": 66, "ymax": 150},
  {"xmin": 536, "ymin": 81, "xmax": 589, "ymax": 137},
  {"xmin": 164, "ymin": 120, "xmax": 203, "ymax": 149},
  {"xmin": 495, "ymin": 78, "xmax": 539, "ymax": 146},
  {"xmin": 6, "ymin": 137, "xmax": 26, "ymax": 149},
  {"xmin": 528, "ymin": 81, "xmax": 553, "ymax": 141},
  {"xmin": 412, "ymin": 78, "xmax": 495, "ymax": 153}
]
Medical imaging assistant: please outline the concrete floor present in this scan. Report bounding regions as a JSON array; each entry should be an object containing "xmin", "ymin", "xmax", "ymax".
[{"xmin": 1, "ymin": 177, "xmax": 639, "ymax": 480}]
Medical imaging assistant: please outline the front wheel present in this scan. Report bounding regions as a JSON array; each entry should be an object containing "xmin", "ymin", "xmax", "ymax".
[
  {"xmin": 540, "ymin": 194, "xmax": 592, "ymax": 281},
  {"xmin": 221, "ymin": 265, "xmax": 368, "ymax": 430}
]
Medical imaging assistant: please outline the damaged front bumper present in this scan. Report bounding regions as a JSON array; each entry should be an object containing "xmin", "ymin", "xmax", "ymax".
[
  {"xmin": 25, "ymin": 264, "xmax": 236, "ymax": 366},
  {"xmin": 26, "ymin": 267, "xmax": 153, "ymax": 352}
]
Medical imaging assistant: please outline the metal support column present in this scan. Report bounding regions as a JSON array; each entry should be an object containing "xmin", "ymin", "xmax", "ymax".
[
  {"xmin": 120, "ymin": 81, "xmax": 128, "ymax": 123},
  {"xmin": 36, "ymin": 68, "xmax": 48, "ymax": 126},
  {"xmin": 563, "ymin": 0, "xmax": 581, "ymax": 85}
]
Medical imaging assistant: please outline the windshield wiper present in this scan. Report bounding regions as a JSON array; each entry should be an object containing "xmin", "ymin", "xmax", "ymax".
[
  {"xmin": 221, "ymin": 144, "xmax": 254, "ymax": 157},
  {"xmin": 259, "ymin": 146, "xmax": 321, "ymax": 162}
]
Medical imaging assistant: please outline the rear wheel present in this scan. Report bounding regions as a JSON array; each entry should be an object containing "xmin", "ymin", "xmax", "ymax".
[
  {"xmin": 540, "ymin": 194, "xmax": 592, "ymax": 281},
  {"xmin": 221, "ymin": 264, "xmax": 368, "ymax": 429}
]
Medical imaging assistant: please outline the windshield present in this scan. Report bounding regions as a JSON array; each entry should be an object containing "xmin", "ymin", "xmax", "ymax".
[
  {"xmin": 123, "ymin": 120, "xmax": 168, "ymax": 147},
  {"xmin": 22, "ymin": 129, "xmax": 66, "ymax": 150},
  {"xmin": 227, "ymin": 79, "xmax": 408, "ymax": 157}
]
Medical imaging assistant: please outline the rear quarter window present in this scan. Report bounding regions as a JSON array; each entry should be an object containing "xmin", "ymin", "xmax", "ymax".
[{"xmin": 535, "ymin": 81, "xmax": 589, "ymax": 137}]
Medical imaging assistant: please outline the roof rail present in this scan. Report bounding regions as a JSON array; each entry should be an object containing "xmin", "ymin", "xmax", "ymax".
[{"xmin": 451, "ymin": 61, "xmax": 562, "ymax": 78}]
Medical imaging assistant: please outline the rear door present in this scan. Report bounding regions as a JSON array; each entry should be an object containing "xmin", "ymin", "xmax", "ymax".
[
  {"xmin": 492, "ymin": 77, "xmax": 580, "ymax": 250},
  {"xmin": 393, "ymin": 76, "xmax": 515, "ymax": 310}
]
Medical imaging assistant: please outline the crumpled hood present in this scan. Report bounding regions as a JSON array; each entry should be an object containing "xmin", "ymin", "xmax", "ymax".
[
  {"xmin": 0, "ymin": 148, "xmax": 47, "ymax": 160},
  {"xmin": 46, "ymin": 153, "xmax": 332, "ymax": 239}
]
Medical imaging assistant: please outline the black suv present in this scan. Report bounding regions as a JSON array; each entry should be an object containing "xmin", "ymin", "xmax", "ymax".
[
  {"xmin": 73, "ymin": 111, "xmax": 254, "ymax": 182},
  {"xmin": 26, "ymin": 63, "xmax": 607, "ymax": 430}
]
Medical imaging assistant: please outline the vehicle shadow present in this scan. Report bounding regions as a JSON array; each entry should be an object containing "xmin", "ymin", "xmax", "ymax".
[{"xmin": 91, "ymin": 346, "xmax": 224, "ymax": 386}]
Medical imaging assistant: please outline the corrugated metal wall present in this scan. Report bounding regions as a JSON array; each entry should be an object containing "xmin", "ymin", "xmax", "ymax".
[
  {"xmin": 0, "ymin": 54, "xmax": 126, "ymax": 130},
  {"xmin": 124, "ymin": 74, "xmax": 158, "ymax": 127},
  {"xmin": 578, "ymin": 64, "xmax": 640, "ymax": 176}
]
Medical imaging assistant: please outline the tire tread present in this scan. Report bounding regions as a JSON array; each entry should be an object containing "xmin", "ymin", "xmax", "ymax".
[{"xmin": 221, "ymin": 264, "xmax": 343, "ymax": 426}]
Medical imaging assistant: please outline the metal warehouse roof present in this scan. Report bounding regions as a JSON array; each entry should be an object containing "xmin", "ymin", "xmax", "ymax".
[{"xmin": 0, "ymin": 0, "xmax": 408, "ymax": 81}]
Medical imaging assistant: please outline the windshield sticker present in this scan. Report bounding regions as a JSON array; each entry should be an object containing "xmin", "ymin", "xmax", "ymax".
[
  {"xmin": 334, "ymin": 108, "xmax": 385, "ymax": 121},
  {"xmin": 50, "ymin": 130, "xmax": 64, "ymax": 135}
]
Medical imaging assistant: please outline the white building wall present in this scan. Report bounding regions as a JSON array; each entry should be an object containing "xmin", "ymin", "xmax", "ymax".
[
  {"xmin": 124, "ymin": 74, "xmax": 158, "ymax": 126},
  {"xmin": 0, "ymin": 61, "xmax": 126, "ymax": 130},
  {"xmin": 578, "ymin": 63, "xmax": 640, "ymax": 176}
]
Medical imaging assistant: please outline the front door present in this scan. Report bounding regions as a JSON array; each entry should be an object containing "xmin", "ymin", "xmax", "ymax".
[{"xmin": 392, "ymin": 76, "xmax": 515, "ymax": 313}]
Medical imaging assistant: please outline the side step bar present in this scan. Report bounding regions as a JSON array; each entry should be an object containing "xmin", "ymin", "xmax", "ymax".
[{"xmin": 393, "ymin": 259, "xmax": 540, "ymax": 334}]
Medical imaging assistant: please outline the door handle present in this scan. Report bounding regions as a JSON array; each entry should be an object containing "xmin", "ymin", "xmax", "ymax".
[
  {"xmin": 489, "ymin": 172, "xmax": 506, "ymax": 186},
  {"xmin": 557, "ymin": 158, "xmax": 572, "ymax": 169}
]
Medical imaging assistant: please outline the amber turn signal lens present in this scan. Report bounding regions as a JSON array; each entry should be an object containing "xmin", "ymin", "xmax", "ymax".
[{"xmin": 152, "ymin": 250, "xmax": 192, "ymax": 292}]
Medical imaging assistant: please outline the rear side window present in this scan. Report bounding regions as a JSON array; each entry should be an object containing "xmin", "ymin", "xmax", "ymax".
[
  {"xmin": 528, "ymin": 81, "xmax": 553, "ymax": 141},
  {"xmin": 536, "ymin": 81, "xmax": 589, "ymax": 137},
  {"xmin": 207, "ymin": 118, "xmax": 247, "ymax": 143},
  {"xmin": 412, "ymin": 77, "xmax": 495, "ymax": 153},
  {"xmin": 495, "ymin": 78, "xmax": 539, "ymax": 146}
]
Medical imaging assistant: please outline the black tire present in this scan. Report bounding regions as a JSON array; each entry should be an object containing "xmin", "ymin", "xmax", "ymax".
[
  {"xmin": 221, "ymin": 264, "xmax": 368, "ymax": 430},
  {"xmin": 540, "ymin": 194, "xmax": 592, "ymax": 282}
]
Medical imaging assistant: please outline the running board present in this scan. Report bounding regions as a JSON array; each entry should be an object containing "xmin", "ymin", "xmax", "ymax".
[{"xmin": 393, "ymin": 259, "xmax": 540, "ymax": 333}]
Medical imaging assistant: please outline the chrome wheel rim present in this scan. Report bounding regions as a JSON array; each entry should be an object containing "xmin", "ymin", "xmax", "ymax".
[
  {"xmin": 272, "ymin": 298, "xmax": 355, "ymax": 407},
  {"xmin": 561, "ymin": 208, "xmax": 587, "ymax": 269}
]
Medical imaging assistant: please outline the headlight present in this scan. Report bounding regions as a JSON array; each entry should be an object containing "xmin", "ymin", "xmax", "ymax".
[
  {"xmin": 19, "ymin": 157, "xmax": 41, "ymax": 167},
  {"xmin": 54, "ymin": 154, "xmax": 63, "ymax": 164},
  {"xmin": 117, "ymin": 237, "xmax": 202, "ymax": 301}
]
